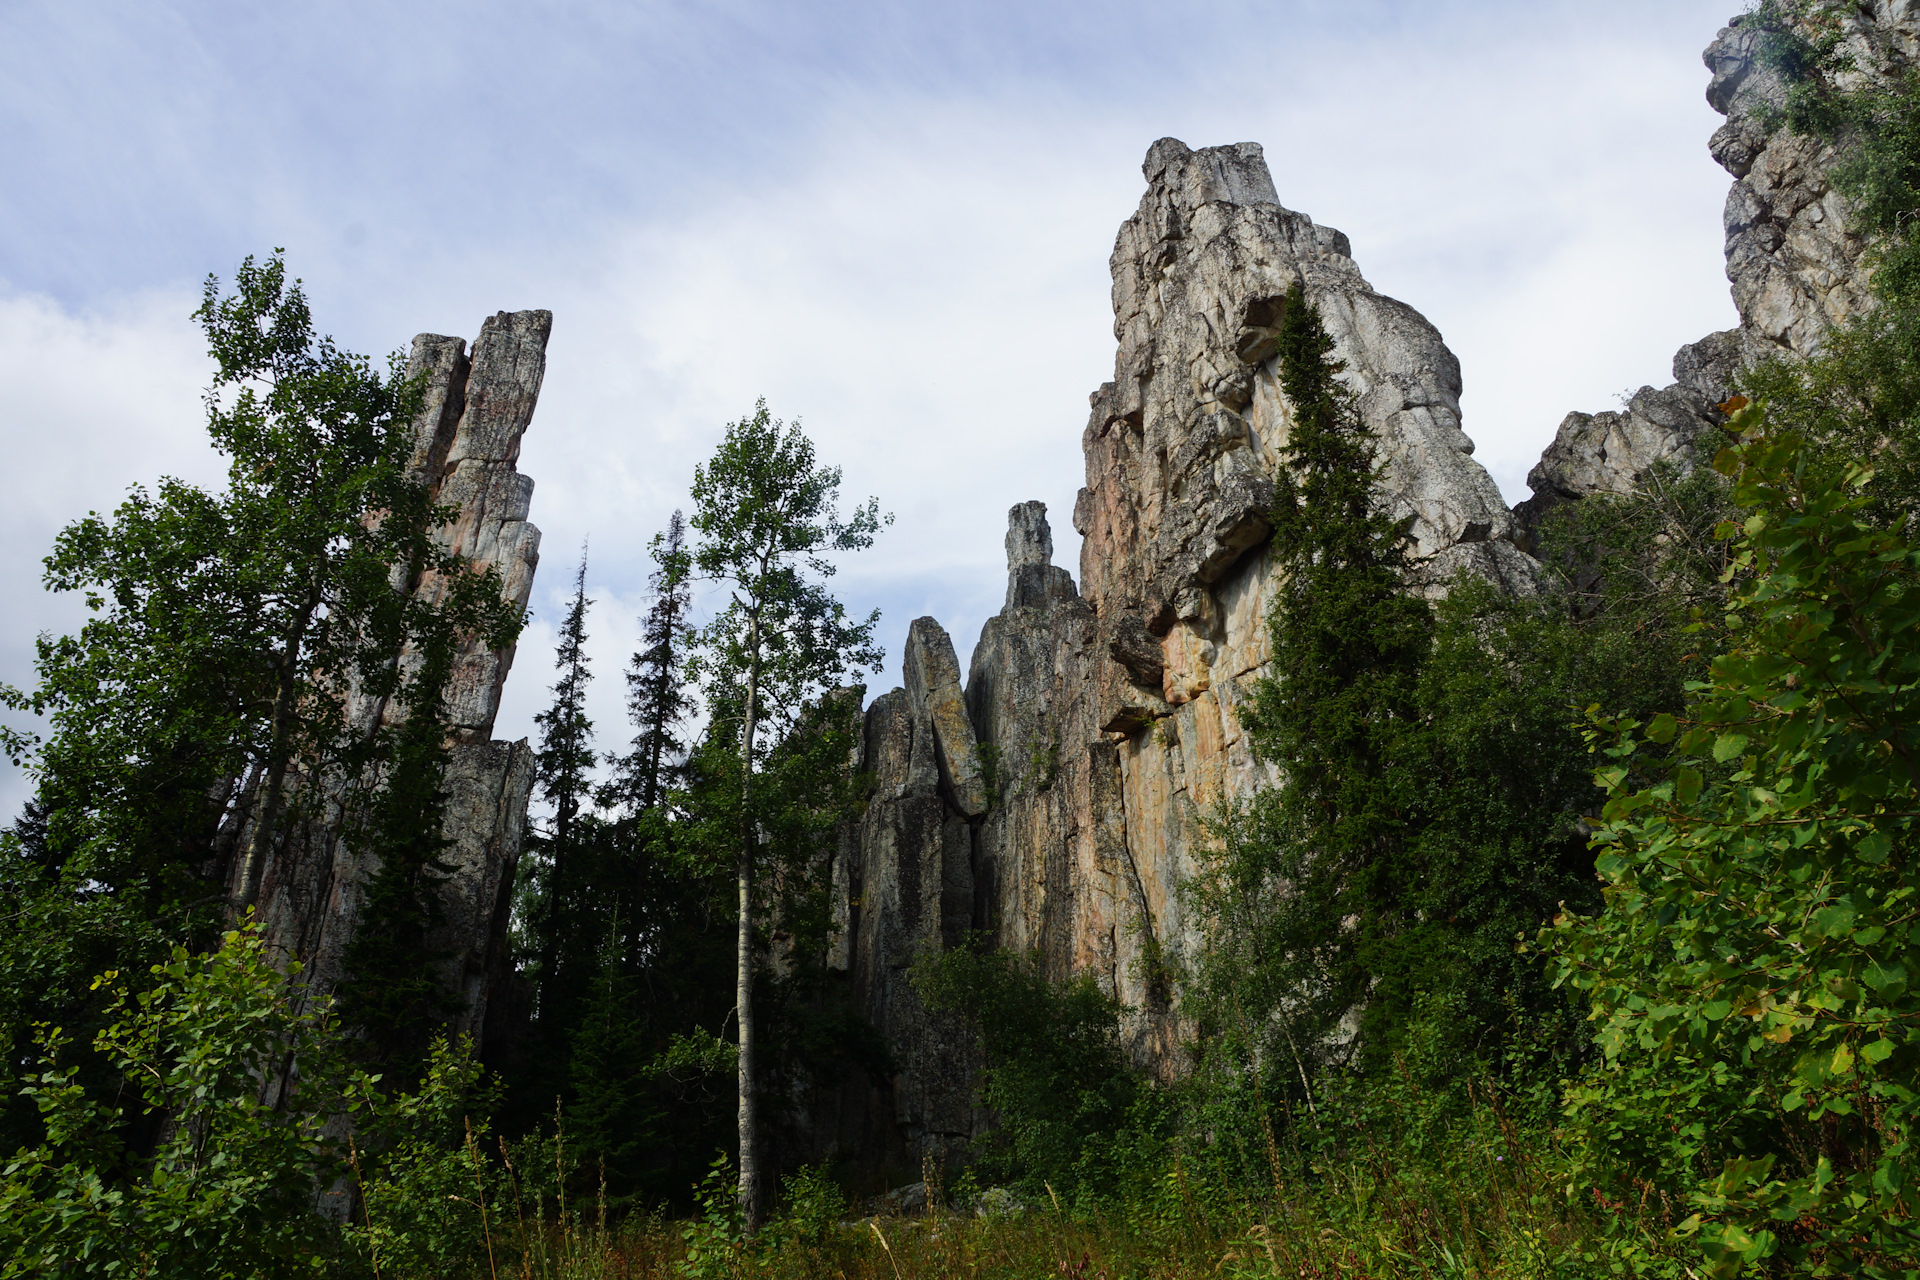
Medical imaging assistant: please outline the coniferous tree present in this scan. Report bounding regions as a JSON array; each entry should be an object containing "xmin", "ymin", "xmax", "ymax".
[
  {"xmin": 1201, "ymin": 287, "xmax": 1679, "ymax": 1103},
  {"xmin": 1231, "ymin": 282, "xmax": 1435, "ymax": 1069},
  {"xmin": 530, "ymin": 549, "xmax": 597, "ymax": 1018},
  {"xmin": 606, "ymin": 511, "xmax": 695, "ymax": 817}
]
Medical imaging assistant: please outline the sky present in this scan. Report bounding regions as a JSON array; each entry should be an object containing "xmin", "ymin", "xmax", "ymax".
[{"xmin": 0, "ymin": 0, "xmax": 1750, "ymax": 817}]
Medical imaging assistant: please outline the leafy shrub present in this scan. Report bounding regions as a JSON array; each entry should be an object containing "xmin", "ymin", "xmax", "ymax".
[
  {"xmin": 0, "ymin": 922, "xmax": 358, "ymax": 1276},
  {"xmin": 911, "ymin": 941, "xmax": 1164, "ymax": 1206},
  {"xmin": 1551, "ymin": 399, "xmax": 1920, "ymax": 1277}
]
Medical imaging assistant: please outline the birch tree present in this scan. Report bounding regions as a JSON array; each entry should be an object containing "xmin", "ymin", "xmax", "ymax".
[{"xmin": 680, "ymin": 401, "xmax": 885, "ymax": 1225}]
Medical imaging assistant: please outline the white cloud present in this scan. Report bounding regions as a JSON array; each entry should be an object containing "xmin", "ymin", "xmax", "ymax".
[
  {"xmin": 0, "ymin": 287, "xmax": 218, "ymax": 815},
  {"xmin": 0, "ymin": 0, "xmax": 1757, "ymax": 820}
]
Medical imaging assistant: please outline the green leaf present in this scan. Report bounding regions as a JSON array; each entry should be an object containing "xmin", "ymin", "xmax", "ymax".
[
  {"xmin": 1857, "ymin": 829, "xmax": 1893, "ymax": 864},
  {"xmin": 1675, "ymin": 766, "xmax": 1704, "ymax": 805},
  {"xmin": 1712, "ymin": 732, "xmax": 1750, "ymax": 763}
]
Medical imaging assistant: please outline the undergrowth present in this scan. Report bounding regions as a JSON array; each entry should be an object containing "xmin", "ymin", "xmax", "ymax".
[{"xmin": 405, "ymin": 1108, "xmax": 1678, "ymax": 1280}]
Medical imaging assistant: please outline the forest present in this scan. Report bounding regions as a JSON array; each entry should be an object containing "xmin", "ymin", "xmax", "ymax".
[{"xmin": 4, "ymin": 5, "xmax": 1920, "ymax": 1277}]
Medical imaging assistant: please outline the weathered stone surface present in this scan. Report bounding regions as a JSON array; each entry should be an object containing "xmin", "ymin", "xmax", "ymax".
[
  {"xmin": 1082, "ymin": 137, "xmax": 1537, "ymax": 627},
  {"xmin": 826, "ymin": 139, "xmax": 1535, "ymax": 1154},
  {"xmin": 1511, "ymin": 335, "xmax": 1754, "ymax": 534},
  {"xmin": 903, "ymin": 618, "xmax": 989, "ymax": 818},
  {"xmin": 1006, "ymin": 499, "xmax": 1054, "ymax": 570},
  {"xmin": 412, "ymin": 312, "xmax": 549, "ymax": 740},
  {"xmin": 820, "ymin": 676, "xmax": 985, "ymax": 1165},
  {"xmin": 1517, "ymin": 8, "xmax": 1915, "ymax": 527},
  {"xmin": 238, "ymin": 311, "xmax": 549, "ymax": 1054},
  {"xmin": 1054, "ymin": 137, "xmax": 1529, "ymax": 1058},
  {"xmin": 824, "ymin": 11, "xmax": 1916, "ymax": 1173}
]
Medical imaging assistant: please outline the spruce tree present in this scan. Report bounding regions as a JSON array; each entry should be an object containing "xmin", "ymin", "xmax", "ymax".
[
  {"xmin": 1233, "ymin": 281, "xmax": 1434, "ymax": 1068},
  {"xmin": 607, "ymin": 511, "xmax": 695, "ymax": 816},
  {"xmin": 531, "ymin": 549, "xmax": 597, "ymax": 1018}
]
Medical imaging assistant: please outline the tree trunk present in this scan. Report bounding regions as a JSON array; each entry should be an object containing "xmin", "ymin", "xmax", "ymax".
[
  {"xmin": 234, "ymin": 575, "xmax": 324, "ymax": 914},
  {"xmin": 736, "ymin": 610, "xmax": 762, "ymax": 1228}
]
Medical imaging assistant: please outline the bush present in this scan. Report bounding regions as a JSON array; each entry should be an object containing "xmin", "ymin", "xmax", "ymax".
[
  {"xmin": 1550, "ymin": 399, "xmax": 1920, "ymax": 1277},
  {"xmin": 911, "ymin": 941, "xmax": 1163, "ymax": 1205},
  {"xmin": 0, "ymin": 921, "xmax": 359, "ymax": 1276}
]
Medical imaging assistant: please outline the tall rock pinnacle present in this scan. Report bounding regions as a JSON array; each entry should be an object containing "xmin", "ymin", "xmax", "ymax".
[{"xmin": 814, "ymin": 138, "xmax": 1532, "ymax": 1164}]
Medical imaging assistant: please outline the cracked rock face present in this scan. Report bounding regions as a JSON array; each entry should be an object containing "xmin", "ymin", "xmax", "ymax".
[
  {"xmin": 1517, "ymin": 7, "xmax": 1917, "ymax": 530},
  {"xmin": 813, "ymin": 626, "xmax": 987, "ymax": 1168},
  {"xmin": 820, "ymin": 142, "xmax": 1533, "ymax": 1162},
  {"xmin": 1081, "ymin": 137, "xmax": 1535, "ymax": 623},
  {"xmin": 239, "ymin": 311, "xmax": 549, "ymax": 1055}
]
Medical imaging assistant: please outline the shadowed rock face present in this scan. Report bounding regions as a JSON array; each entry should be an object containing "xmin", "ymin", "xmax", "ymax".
[
  {"xmin": 237, "ymin": 310, "xmax": 549, "ymax": 1053},
  {"xmin": 1516, "ymin": 6, "xmax": 1920, "ymax": 531},
  {"xmin": 821, "ymin": 138, "xmax": 1530, "ymax": 1164}
]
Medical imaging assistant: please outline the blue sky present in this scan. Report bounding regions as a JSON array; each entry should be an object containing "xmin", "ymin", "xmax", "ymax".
[{"xmin": 0, "ymin": 0, "xmax": 1750, "ymax": 814}]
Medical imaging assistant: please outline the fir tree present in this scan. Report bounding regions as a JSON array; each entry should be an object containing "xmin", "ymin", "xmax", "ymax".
[
  {"xmin": 1233, "ymin": 281, "xmax": 1435, "ymax": 1068},
  {"xmin": 1204, "ymin": 285, "xmax": 1642, "ymax": 1095}
]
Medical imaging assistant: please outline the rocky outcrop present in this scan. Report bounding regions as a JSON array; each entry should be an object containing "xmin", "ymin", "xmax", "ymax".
[
  {"xmin": 826, "ymin": 139, "xmax": 1531, "ymax": 1161},
  {"xmin": 819, "ymin": 623, "xmax": 989, "ymax": 1167},
  {"xmin": 238, "ymin": 310, "xmax": 549, "ymax": 1049},
  {"xmin": 1516, "ymin": 7, "xmax": 1916, "ymax": 529},
  {"xmin": 1025, "ymin": 137, "xmax": 1528, "ymax": 1040},
  {"xmin": 824, "ymin": 12, "xmax": 1920, "ymax": 1167}
]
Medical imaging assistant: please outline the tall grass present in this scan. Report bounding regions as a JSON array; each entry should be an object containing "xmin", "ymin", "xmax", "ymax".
[{"xmin": 362, "ymin": 1082, "xmax": 1686, "ymax": 1280}]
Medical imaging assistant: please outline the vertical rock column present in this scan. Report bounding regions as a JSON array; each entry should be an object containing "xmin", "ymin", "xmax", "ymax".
[
  {"xmin": 242, "ymin": 309, "xmax": 550, "ymax": 1048},
  {"xmin": 1042, "ymin": 138, "xmax": 1528, "ymax": 1063},
  {"xmin": 819, "ymin": 618, "xmax": 990, "ymax": 1168}
]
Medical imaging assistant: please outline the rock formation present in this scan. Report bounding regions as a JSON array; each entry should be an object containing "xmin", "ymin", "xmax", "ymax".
[
  {"xmin": 819, "ymin": 6, "xmax": 1920, "ymax": 1168},
  {"xmin": 821, "ymin": 139, "xmax": 1528, "ymax": 1164},
  {"xmin": 235, "ymin": 310, "xmax": 550, "ymax": 1049},
  {"xmin": 1516, "ymin": 6, "xmax": 1915, "ymax": 529}
]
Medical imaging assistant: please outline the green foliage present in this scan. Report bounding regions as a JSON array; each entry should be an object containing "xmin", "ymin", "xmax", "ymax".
[
  {"xmin": 770, "ymin": 1164, "xmax": 849, "ymax": 1245},
  {"xmin": 680, "ymin": 400, "xmax": 888, "ymax": 746},
  {"xmin": 347, "ymin": 1038, "xmax": 512, "ymax": 1279},
  {"xmin": 678, "ymin": 400, "xmax": 889, "ymax": 1219},
  {"xmin": 1224, "ymin": 282, "xmax": 1434, "ymax": 1071},
  {"xmin": 678, "ymin": 1153, "xmax": 748, "ymax": 1279},
  {"xmin": 606, "ymin": 509, "xmax": 698, "ymax": 817},
  {"xmin": 1740, "ymin": 1, "xmax": 1920, "ymax": 519},
  {"xmin": 912, "ymin": 941, "xmax": 1162, "ymax": 1205},
  {"xmin": 974, "ymin": 742, "xmax": 1002, "ymax": 809},
  {"xmin": 0, "ymin": 923, "xmax": 359, "ymax": 1276},
  {"xmin": 0, "ymin": 922, "xmax": 559, "ymax": 1280},
  {"xmin": 1195, "ymin": 285, "xmax": 1650, "ymax": 1100},
  {"xmin": 1551, "ymin": 399, "xmax": 1920, "ymax": 1276},
  {"xmin": 0, "ymin": 250, "xmax": 520, "ymax": 1144},
  {"xmin": 1025, "ymin": 735, "xmax": 1061, "ymax": 794},
  {"xmin": 494, "ymin": 511, "xmax": 744, "ymax": 1210},
  {"xmin": 519, "ymin": 550, "xmax": 604, "ymax": 1083}
]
